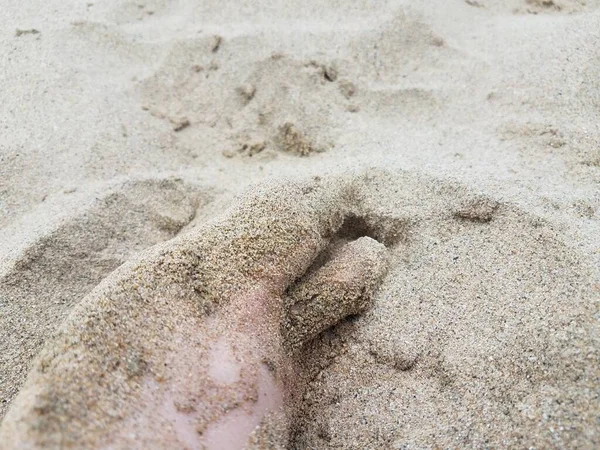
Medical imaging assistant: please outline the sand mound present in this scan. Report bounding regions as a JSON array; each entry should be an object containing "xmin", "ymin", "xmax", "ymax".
[
  {"xmin": 291, "ymin": 171, "xmax": 598, "ymax": 448},
  {"xmin": 1, "ymin": 171, "xmax": 597, "ymax": 449},
  {"xmin": 138, "ymin": 45, "xmax": 353, "ymax": 158},
  {"xmin": 349, "ymin": 12, "xmax": 453, "ymax": 84},
  {"xmin": 0, "ymin": 178, "xmax": 205, "ymax": 418}
]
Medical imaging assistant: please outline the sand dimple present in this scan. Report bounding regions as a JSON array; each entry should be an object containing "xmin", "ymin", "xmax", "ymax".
[{"xmin": 138, "ymin": 47, "xmax": 352, "ymax": 159}]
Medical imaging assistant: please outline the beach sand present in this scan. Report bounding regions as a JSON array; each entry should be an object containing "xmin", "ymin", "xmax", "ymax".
[{"xmin": 1, "ymin": 0, "xmax": 599, "ymax": 448}]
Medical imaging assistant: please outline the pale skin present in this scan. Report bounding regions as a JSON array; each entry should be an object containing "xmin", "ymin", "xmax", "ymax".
[
  {"xmin": 111, "ymin": 286, "xmax": 290, "ymax": 449},
  {"xmin": 109, "ymin": 237, "xmax": 386, "ymax": 449}
]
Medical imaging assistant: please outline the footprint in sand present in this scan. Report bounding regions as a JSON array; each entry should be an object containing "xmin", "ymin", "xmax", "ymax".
[{"xmin": 0, "ymin": 176, "xmax": 389, "ymax": 449}]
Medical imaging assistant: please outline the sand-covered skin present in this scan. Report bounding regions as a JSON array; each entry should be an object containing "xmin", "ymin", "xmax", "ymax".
[
  {"xmin": 283, "ymin": 236, "xmax": 388, "ymax": 352},
  {"xmin": 0, "ymin": 176, "xmax": 386, "ymax": 448},
  {"xmin": 1, "ymin": 0, "xmax": 599, "ymax": 448}
]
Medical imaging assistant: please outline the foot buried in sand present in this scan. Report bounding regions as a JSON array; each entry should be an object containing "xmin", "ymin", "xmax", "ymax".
[{"xmin": 0, "ymin": 178, "xmax": 388, "ymax": 449}]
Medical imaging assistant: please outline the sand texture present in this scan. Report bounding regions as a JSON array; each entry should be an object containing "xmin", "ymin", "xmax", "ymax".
[{"xmin": 1, "ymin": 0, "xmax": 599, "ymax": 448}]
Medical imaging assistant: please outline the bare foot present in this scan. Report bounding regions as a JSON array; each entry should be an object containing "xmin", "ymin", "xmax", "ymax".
[{"xmin": 0, "ymin": 178, "xmax": 388, "ymax": 449}]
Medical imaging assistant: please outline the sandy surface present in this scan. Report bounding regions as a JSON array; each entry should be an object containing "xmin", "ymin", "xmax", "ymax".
[{"xmin": 1, "ymin": 0, "xmax": 599, "ymax": 448}]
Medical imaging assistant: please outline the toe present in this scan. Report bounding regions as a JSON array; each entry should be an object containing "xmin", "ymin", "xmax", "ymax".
[{"xmin": 282, "ymin": 237, "xmax": 388, "ymax": 352}]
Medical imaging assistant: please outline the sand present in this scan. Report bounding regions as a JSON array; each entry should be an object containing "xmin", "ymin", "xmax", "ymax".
[{"xmin": 1, "ymin": 0, "xmax": 599, "ymax": 448}]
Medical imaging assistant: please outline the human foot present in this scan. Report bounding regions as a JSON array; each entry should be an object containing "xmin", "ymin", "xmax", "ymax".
[{"xmin": 0, "ymin": 178, "xmax": 388, "ymax": 449}]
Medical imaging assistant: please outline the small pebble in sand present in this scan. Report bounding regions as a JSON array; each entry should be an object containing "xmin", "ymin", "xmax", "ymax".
[
  {"xmin": 526, "ymin": 0, "xmax": 561, "ymax": 10},
  {"xmin": 169, "ymin": 116, "xmax": 190, "ymax": 132},
  {"xmin": 453, "ymin": 196, "xmax": 499, "ymax": 222},
  {"xmin": 15, "ymin": 28, "xmax": 40, "ymax": 37},
  {"xmin": 339, "ymin": 80, "xmax": 357, "ymax": 99},
  {"xmin": 431, "ymin": 36, "xmax": 445, "ymax": 47},
  {"xmin": 211, "ymin": 35, "xmax": 222, "ymax": 52},
  {"xmin": 239, "ymin": 139, "xmax": 266, "ymax": 157},
  {"xmin": 323, "ymin": 64, "xmax": 338, "ymax": 82},
  {"xmin": 277, "ymin": 122, "xmax": 319, "ymax": 156},
  {"xmin": 147, "ymin": 106, "xmax": 166, "ymax": 119},
  {"xmin": 237, "ymin": 83, "xmax": 256, "ymax": 104}
]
